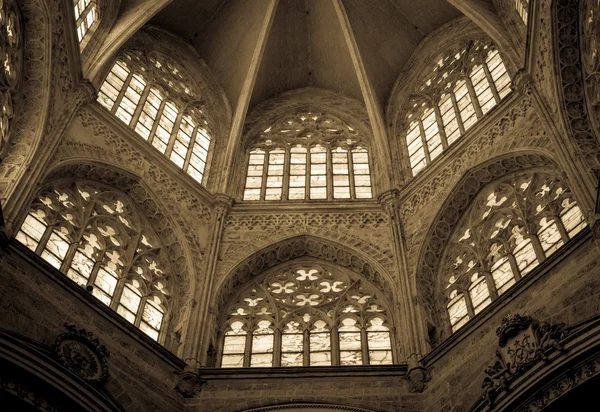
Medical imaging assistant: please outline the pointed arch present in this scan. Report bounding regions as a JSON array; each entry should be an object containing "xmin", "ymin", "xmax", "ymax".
[
  {"xmin": 215, "ymin": 235, "xmax": 397, "ymax": 321},
  {"xmin": 414, "ymin": 151, "xmax": 587, "ymax": 337}
]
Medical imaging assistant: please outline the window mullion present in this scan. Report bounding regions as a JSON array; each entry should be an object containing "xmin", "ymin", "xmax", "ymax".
[
  {"xmin": 506, "ymin": 253, "xmax": 522, "ymax": 282},
  {"xmin": 260, "ymin": 151, "xmax": 269, "ymax": 201},
  {"xmin": 326, "ymin": 147, "xmax": 333, "ymax": 201},
  {"xmin": 465, "ymin": 77, "xmax": 484, "ymax": 119},
  {"xmin": 303, "ymin": 329, "xmax": 310, "ymax": 367},
  {"xmin": 34, "ymin": 225, "xmax": 54, "ymax": 255},
  {"xmin": 59, "ymin": 241, "xmax": 79, "ymax": 273},
  {"xmin": 148, "ymin": 99, "xmax": 167, "ymax": 146},
  {"xmin": 304, "ymin": 147, "xmax": 310, "ymax": 201},
  {"xmin": 417, "ymin": 120, "xmax": 432, "ymax": 165},
  {"xmin": 182, "ymin": 125, "xmax": 198, "ymax": 172},
  {"xmin": 244, "ymin": 332, "xmax": 252, "ymax": 368},
  {"xmin": 331, "ymin": 327, "xmax": 340, "ymax": 366},
  {"xmin": 482, "ymin": 271, "xmax": 499, "ymax": 300},
  {"xmin": 483, "ymin": 63, "xmax": 501, "ymax": 104},
  {"xmin": 110, "ymin": 279, "xmax": 127, "ymax": 311},
  {"xmin": 347, "ymin": 148, "xmax": 356, "ymax": 199},
  {"xmin": 554, "ymin": 217, "xmax": 571, "ymax": 243},
  {"xmin": 134, "ymin": 296, "xmax": 146, "ymax": 327},
  {"xmin": 450, "ymin": 92, "xmax": 466, "ymax": 135},
  {"xmin": 130, "ymin": 83, "xmax": 151, "ymax": 127},
  {"xmin": 528, "ymin": 234, "xmax": 547, "ymax": 264},
  {"xmin": 112, "ymin": 72, "xmax": 134, "ymax": 115},
  {"xmin": 462, "ymin": 287, "xmax": 476, "ymax": 318},
  {"xmin": 87, "ymin": 259, "xmax": 103, "ymax": 290},
  {"xmin": 165, "ymin": 109, "xmax": 185, "ymax": 158},
  {"xmin": 282, "ymin": 148, "xmax": 290, "ymax": 201},
  {"xmin": 361, "ymin": 328, "xmax": 368, "ymax": 365},
  {"xmin": 433, "ymin": 104, "xmax": 449, "ymax": 150},
  {"xmin": 273, "ymin": 328, "xmax": 282, "ymax": 367}
]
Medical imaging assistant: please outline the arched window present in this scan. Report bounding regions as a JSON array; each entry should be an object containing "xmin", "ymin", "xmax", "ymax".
[
  {"xmin": 220, "ymin": 263, "xmax": 393, "ymax": 367},
  {"xmin": 97, "ymin": 52, "xmax": 213, "ymax": 186},
  {"xmin": 441, "ymin": 172, "xmax": 587, "ymax": 332},
  {"xmin": 15, "ymin": 182, "xmax": 172, "ymax": 341},
  {"xmin": 404, "ymin": 42, "xmax": 511, "ymax": 176},
  {"xmin": 73, "ymin": 0, "xmax": 98, "ymax": 47},
  {"xmin": 515, "ymin": 0, "xmax": 529, "ymax": 24},
  {"xmin": 243, "ymin": 112, "xmax": 373, "ymax": 201}
]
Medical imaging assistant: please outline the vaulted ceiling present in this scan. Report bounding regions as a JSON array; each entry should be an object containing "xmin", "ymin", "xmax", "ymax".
[{"xmin": 150, "ymin": 0, "xmax": 462, "ymax": 111}]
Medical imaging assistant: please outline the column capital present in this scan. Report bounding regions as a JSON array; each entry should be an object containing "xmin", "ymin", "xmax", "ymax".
[
  {"xmin": 378, "ymin": 189, "xmax": 402, "ymax": 216},
  {"xmin": 211, "ymin": 194, "xmax": 235, "ymax": 217}
]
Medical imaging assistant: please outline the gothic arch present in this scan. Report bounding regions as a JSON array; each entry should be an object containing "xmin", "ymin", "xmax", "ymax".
[
  {"xmin": 34, "ymin": 160, "xmax": 198, "ymax": 343},
  {"xmin": 414, "ymin": 152, "xmax": 562, "ymax": 331},
  {"xmin": 0, "ymin": 0, "xmax": 51, "ymax": 214},
  {"xmin": 214, "ymin": 235, "xmax": 397, "ymax": 320}
]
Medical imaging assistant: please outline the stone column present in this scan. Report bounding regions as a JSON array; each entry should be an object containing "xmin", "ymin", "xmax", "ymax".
[
  {"xmin": 182, "ymin": 195, "xmax": 233, "ymax": 368},
  {"xmin": 379, "ymin": 190, "xmax": 429, "ymax": 363}
]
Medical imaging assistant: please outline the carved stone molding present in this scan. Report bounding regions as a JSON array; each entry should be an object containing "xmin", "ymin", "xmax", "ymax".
[
  {"xmin": 53, "ymin": 323, "xmax": 109, "ymax": 386},
  {"xmin": 555, "ymin": 0, "xmax": 600, "ymax": 169}
]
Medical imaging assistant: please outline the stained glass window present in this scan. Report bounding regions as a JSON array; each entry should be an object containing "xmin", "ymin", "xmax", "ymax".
[
  {"xmin": 404, "ymin": 42, "xmax": 512, "ymax": 176},
  {"xmin": 73, "ymin": 0, "xmax": 98, "ymax": 47},
  {"xmin": 442, "ymin": 172, "xmax": 587, "ymax": 332},
  {"xmin": 15, "ymin": 183, "xmax": 171, "ymax": 342},
  {"xmin": 221, "ymin": 264, "xmax": 393, "ymax": 367},
  {"xmin": 97, "ymin": 53, "xmax": 213, "ymax": 185},
  {"xmin": 243, "ymin": 112, "xmax": 373, "ymax": 201}
]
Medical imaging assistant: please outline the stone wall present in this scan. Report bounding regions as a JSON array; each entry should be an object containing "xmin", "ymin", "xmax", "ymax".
[{"xmin": 0, "ymin": 244, "xmax": 186, "ymax": 411}]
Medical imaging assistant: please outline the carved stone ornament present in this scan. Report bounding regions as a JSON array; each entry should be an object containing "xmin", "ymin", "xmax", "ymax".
[
  {"xmin": 53, "ymin": 323, "xmax": 109, "ymax": 385},
  {"xmin": 480, "ymin": 314, "xmax": 568, "ymax": 406},
  {"xmin": 174, "ymin": 371, "xmax": 203, "ymax": 398}
]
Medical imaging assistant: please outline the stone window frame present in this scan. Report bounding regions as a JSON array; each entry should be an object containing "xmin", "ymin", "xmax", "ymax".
[
  {"xmin": 243, "ymin": 112, "xmax": 374, "ymax": 202},
  {"xmin": 439, "ymin": 170, "xmax": 587, "ymax": 333},
  {"xmin": 218, "ymin": 260, "xmax": 394, "ymax": 368},
  {"xmin": 97, "ymin": 50, "xmax": 213, "ymax": 186},
  {"xmin": 402, "ymin": 40, "xmax": 512, "ymax": 177},
  {"xmin": 14, "ymin": 181, "xmax": 173, "ymax": 343}
]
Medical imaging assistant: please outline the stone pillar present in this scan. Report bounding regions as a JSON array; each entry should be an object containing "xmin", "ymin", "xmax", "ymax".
[
  {"xmin": 182, "ymin": 195, "xmax": 233, "ymax": 367},
  {"xmin": 380, "ymin": 189, "xmax": 428, "ymax": 362}
]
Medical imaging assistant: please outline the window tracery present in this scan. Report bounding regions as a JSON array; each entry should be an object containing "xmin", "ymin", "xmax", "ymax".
[
  {"xmin": 243, "ymin": 112, "xmax": 373, "ymax": 201},
  {"xmin": 97, "ymin": 51, "xmax": 212, "ymax": 185},
  {"xmin": 404, "ymin": 41, "xmax": 511, "ymax": 176},
  {"xmin": 73, "ymin": 0, "xmax": 98, "ymax": 48},
  {"xmin": 220, "ymin": 263, "xmax": 393, "ymax": 367},
  {"xmin": 441, "ymin": 172, "xmax": 586, "ymax": 332},
  {"xmin": 15, "ymin": 182, "xmax": 172, "ymax": 341},
  {"xmin": 0, "ymin": 0, "xmax": 21, "ymax": 155}
]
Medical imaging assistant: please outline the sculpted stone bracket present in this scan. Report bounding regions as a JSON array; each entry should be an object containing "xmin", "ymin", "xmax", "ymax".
[{"xmin": 53, "ymin": 323, "xmax": 110, "ymax": 386}]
